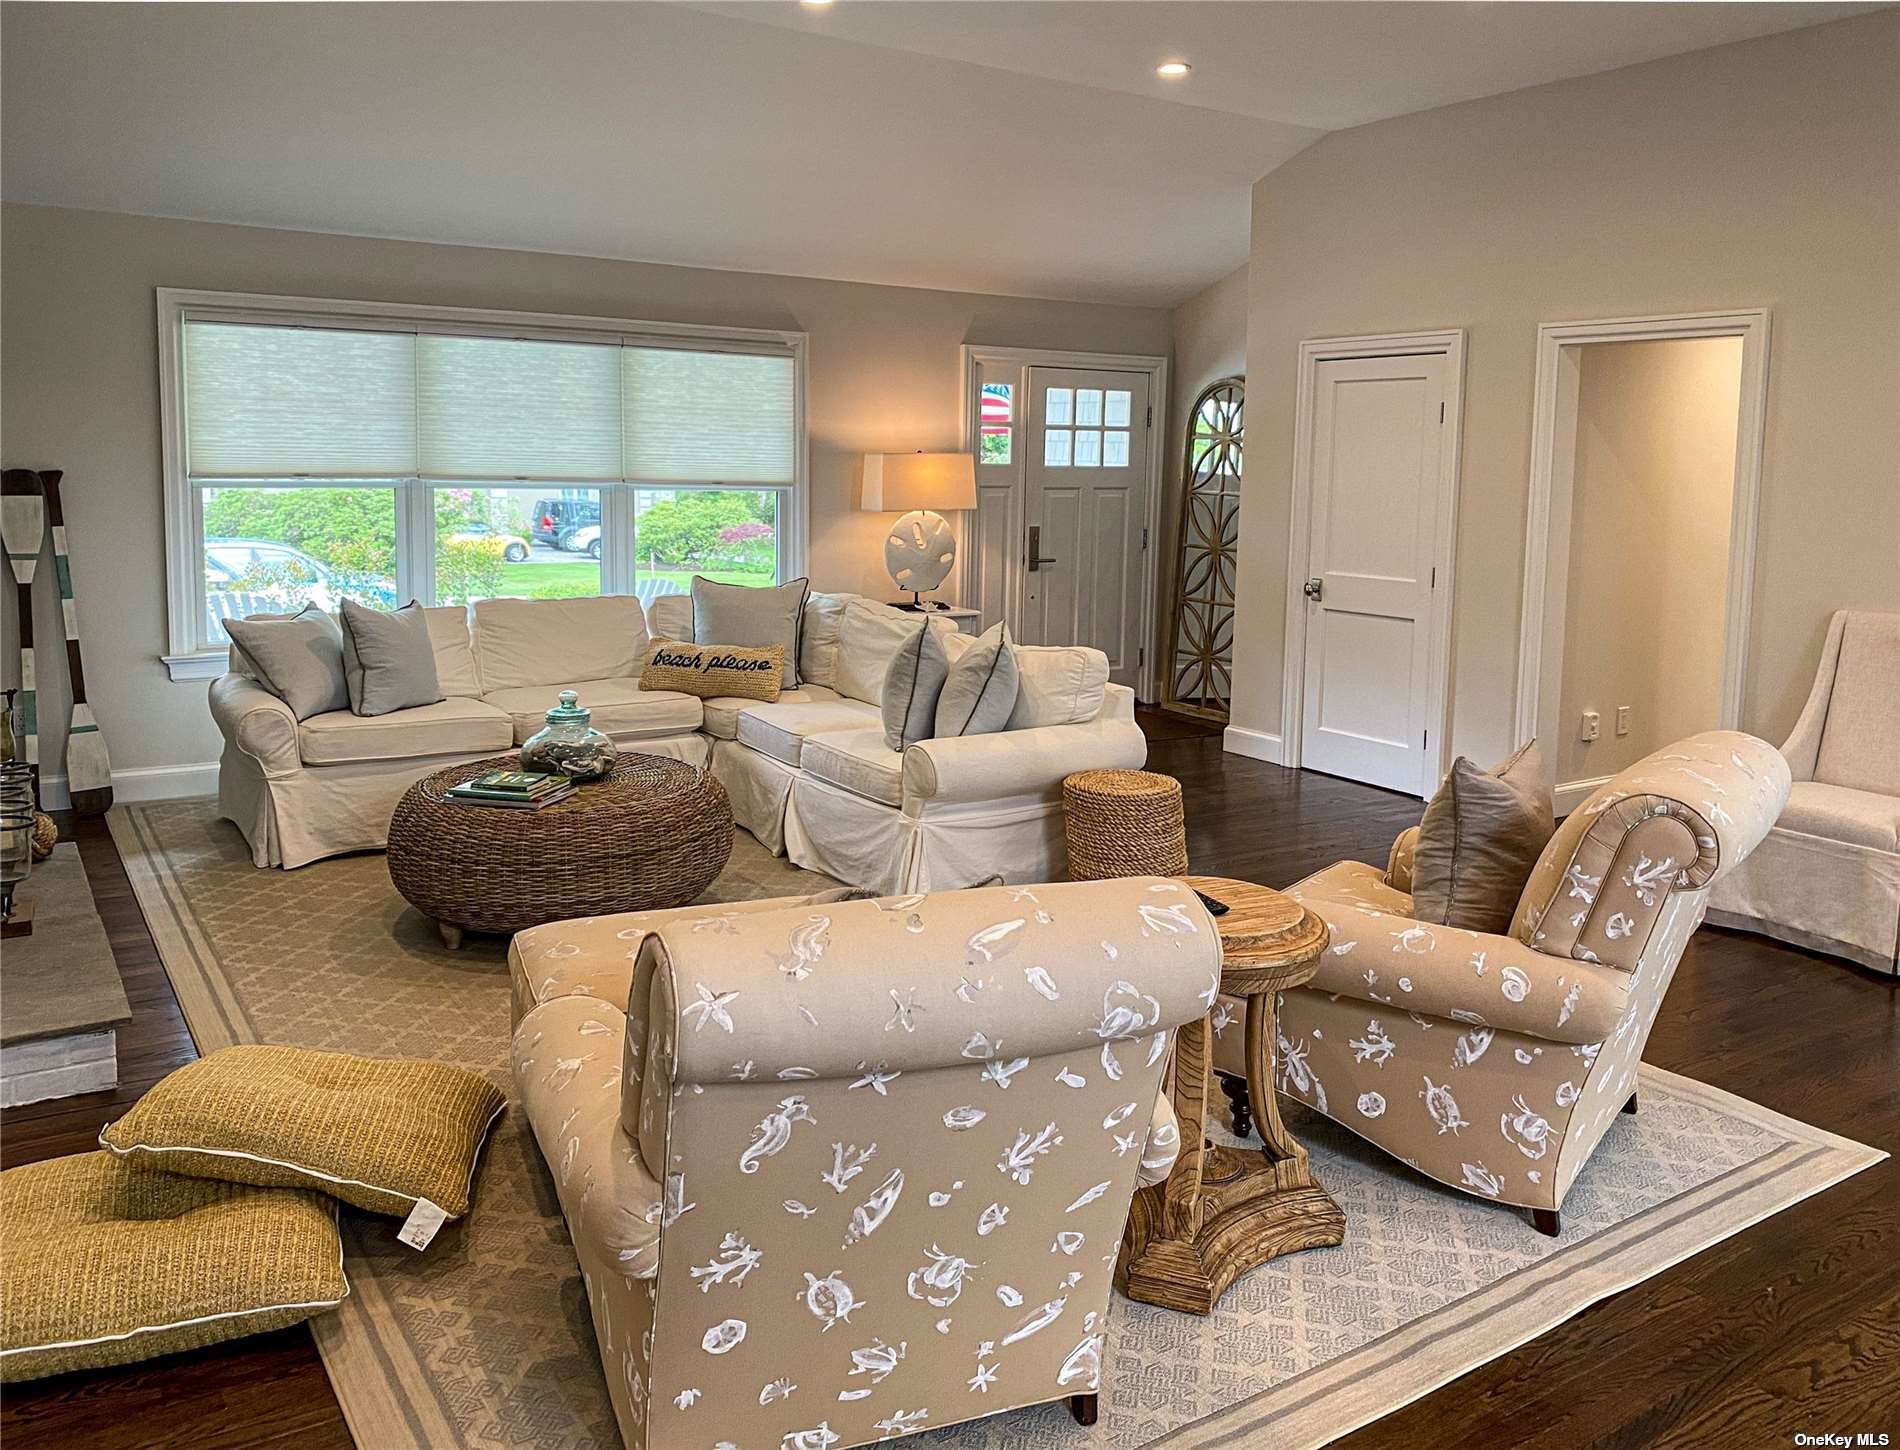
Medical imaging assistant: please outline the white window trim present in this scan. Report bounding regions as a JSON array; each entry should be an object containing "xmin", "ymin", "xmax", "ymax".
[{"xmin": 157, "ymin": 287, "xmax": 809, "ymax": 681}]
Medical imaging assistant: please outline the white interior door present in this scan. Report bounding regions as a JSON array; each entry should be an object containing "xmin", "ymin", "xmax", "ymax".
[
  {"xmin": 1022, "ymin": 366, "xmax": 1151, "ymax": 686},
  {"xmin": 1297, "ymin": 352, "xmax": 1450, "ymax": 793}
]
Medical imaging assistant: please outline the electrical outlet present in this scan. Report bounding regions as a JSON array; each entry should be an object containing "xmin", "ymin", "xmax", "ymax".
[
  {"xmin": 1615, "ymin": 705, "xmax": 1632, "ymax": 737},
  {"xmin": 1580, "ymin": 710, "xmax": 1600, "ymax": 742}
]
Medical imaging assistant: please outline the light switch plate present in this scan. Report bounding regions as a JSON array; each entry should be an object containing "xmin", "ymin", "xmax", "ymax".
[
  {"xmin": 1580, "ymin": 710, "xmax": 1600, "ymax": 742},
  {"xmin": 1615, "ymin": 705, "xmax": 1632, "ymax": 736}
]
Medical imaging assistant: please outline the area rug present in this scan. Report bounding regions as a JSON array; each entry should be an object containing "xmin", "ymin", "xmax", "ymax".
[{"xmin": 110, "ymin": 800, "xmax": 1884, "ymax": 1450}]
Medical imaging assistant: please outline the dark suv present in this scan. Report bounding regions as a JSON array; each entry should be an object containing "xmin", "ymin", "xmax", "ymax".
[{"xmin": 530, "ymin": 497, "xmax": 601, "ymax": 549}]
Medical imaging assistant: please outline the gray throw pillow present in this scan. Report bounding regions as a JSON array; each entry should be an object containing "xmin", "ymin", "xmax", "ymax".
[
  {"xmin": 691, "ymin": 576, "xmax": 810, "ymax": 688},
  {"xmin": 222, "ymin": 604, "xmax": 350, "ymax": 722},
  {"xmin": 1411, "ymin": 740, "xmax": 1555, "ymax": 933},
  {"xmin": 339, "ymin": 600, "xmax": 444, "ymax": 717},
  {"xmin": 934, "ymin": 623, "xmax": 1020, "ymax": 738},
  {"xmin": 881, "ymin": 622, "xmax": 950, "ymax": 751}
]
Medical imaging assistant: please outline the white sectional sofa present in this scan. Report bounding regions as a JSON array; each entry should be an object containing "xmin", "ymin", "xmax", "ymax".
[{"xmin": 209, "ymin": 590, "xmax": 1145, "ymax": 892}]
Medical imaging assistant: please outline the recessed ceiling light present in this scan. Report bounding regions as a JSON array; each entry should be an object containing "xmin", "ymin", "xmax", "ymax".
[{"xmin": 1156, "ymin": 60, "xmax": 1191, "ymax": 78}]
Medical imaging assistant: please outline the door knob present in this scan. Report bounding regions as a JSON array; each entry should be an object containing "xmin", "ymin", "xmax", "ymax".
[{"xmin": 1303, "ymin": 577, "xmax": 1323, "ymax": 601}]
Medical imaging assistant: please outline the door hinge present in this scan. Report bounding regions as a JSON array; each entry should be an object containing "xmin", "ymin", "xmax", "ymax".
[
  {"xmin": 1145, "ymin": 405, "xmax": 1153, "ymax": 428},
  {"xmin": 1138, "ymin": 646, "xmax": 1145, "ymax": 666},
  {"xmin": 1423, "ymin": 729, "xmax": 1429, "ymax": 748},
  {"xmin": 1141, "ymin": 526, "xmax": 1149, "ymax": 551},
  {"xmin": 1431, "ymin": 566, "xmax": 1436, "ymax": 587},
  {"xmin": 1439, "ymin": 402, "xmax": 1445, "ymax": 423}
]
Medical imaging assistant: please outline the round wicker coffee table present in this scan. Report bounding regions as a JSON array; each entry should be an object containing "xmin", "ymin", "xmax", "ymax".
[{"xmin": 387, "ymin": 752, "xmax": 733, "ymax": 948}]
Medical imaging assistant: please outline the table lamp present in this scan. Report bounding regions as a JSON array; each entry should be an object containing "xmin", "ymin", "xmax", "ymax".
[{"xmin": 860, "ymin": 452, "xmax": 978, "ymax": 609}]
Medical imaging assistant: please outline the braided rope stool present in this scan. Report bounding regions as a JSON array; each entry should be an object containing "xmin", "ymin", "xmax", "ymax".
[{"xmin": 1062, "ymin": 768, "xmax": 1188, "ymax": 881}]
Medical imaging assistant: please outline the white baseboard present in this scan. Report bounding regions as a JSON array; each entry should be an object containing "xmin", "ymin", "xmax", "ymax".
[
  {"xmin": 1555, "ymin": 774, "xmax": 1614, "ymax": 816},
  {"xmin": 1222, "ymin": 726, "xmax": 1285, "ymax": 765},
  {"xmin": 35, "ymin": 761, "xmax": 220, "ymax": 811}
]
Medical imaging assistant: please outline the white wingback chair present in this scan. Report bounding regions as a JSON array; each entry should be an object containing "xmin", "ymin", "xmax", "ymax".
[
  {"xmin": 510, "ymin": 878, "xmax": 1220, "ymax": 1450},
  {"xmin": 1709, "ymin": 610, "xmax": 1900, "ymax": 974}
]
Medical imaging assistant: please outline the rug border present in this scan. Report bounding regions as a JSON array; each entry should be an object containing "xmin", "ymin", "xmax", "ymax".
[{"xmin": 111, "ymin": 804, "xmax": 1887, "ymax": 1450}]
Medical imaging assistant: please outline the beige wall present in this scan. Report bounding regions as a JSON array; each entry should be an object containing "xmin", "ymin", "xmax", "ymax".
[
  {"xmin": 1557, "ymin": 338, "xmax": 1742, "ymax": 782},
  {"xmin": 1159, "ymin": 264, "xmax": 1248, "ymax": 706},
  {"xmin": 0, "ymin": 204, "xmax": 1169, "ymax": 788},
  {"xmin": 1236, "ymin": 11, "xmax": 1900, "ymax": 775}
]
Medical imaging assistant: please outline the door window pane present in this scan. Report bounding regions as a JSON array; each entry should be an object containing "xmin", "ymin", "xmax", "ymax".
[
  {"xmin": 1043, "ymin": 429, "xmax": 1073, "ymax": 467},
  {"xmin": 633, "ymin": 488, "xmax": 781, "ymax": 603},
  {"xmin": 200, "ymin": 486, "xmax": 398, "ymax": 644},
  {"xmin": 436, "ymin": 487, "xmax": 601, "ymax": 605},
  {"xmin": 1075, "ymin": 389, "xmax": 1104, "ymax": 426},
  {"xmin": 1045, "ymin": 388, "xmax": 1073, "ymax": 426},
  {"xmin": 1074, "ymin": 430, "xmax": 1103, "ymax": 467},
  {"xmin": 980, "ymin": 382, "xmax": 1013, "ymax": 465},
  {"xmin": 1104, "ymin": 390, "xmax": 1133, "ymax": 427},
  {"xmin": 1103, "ymin": 430, "xmax": 1132, "ymax": 468}
]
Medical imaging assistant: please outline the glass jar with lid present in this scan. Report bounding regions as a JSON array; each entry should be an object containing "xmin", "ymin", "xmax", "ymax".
[{"xmin": 519, "ymin": 691, "xmax": 616, "ymax": 781}]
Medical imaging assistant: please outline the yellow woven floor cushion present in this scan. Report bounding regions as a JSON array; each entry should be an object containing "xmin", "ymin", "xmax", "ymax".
[
  {"xmin": 0, "ymin": 1151, "xmax": 346, "ymax": 1382},
  {"xmin": 640, "ymin": 639, "xmax": 784, "ymax": 702},
  {"xmin": 99, "ymin": 1045, "xmax": 507, "ymax": 1219}
]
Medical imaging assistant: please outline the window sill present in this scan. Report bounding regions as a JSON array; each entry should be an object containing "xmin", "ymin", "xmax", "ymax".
[{"xmin": 163, "ymin": 651, "xmax": 231, "ymax": 683}]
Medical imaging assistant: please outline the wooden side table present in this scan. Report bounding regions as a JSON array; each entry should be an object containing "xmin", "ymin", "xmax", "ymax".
[{"xmin": 1116, "ymin": 875, "xmax": 1345, "ymax": 1313}]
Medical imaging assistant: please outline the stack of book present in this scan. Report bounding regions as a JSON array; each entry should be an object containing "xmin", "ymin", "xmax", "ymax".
[{"xmin": 444, "ymin": 770, "xmax": 577, "ymax": 810}]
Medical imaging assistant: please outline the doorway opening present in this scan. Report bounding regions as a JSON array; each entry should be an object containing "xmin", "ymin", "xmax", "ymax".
[{"xmin": 1515, "ymin": 312, "xmax": 1770, "ymax": 812}]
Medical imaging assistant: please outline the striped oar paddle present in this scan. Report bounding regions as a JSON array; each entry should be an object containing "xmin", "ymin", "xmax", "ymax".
[
  {"xmin": 0, "ymin": 468, "xmax": 47, "ymax": 804},
  {"xmin": 41, "ymin": 471, "xmax": 113, "ymax": 816}
]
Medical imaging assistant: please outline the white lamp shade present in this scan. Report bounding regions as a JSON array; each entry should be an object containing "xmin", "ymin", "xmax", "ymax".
[{"xmin": 861, "ymin": 452, "xmax": 977, "ymax": 512}]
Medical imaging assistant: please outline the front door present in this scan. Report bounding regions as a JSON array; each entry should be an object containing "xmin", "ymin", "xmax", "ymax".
[
  {"xmin": 1298, "ymin": 351, "xmax": 1451, "ymax": 794},
  {"xmin": 1022, "ymin": 366, "xmax": 1152, "ymax": 687}
]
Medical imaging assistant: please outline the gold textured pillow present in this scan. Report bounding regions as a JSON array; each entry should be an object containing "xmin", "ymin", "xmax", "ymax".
[
  {"xmin": 1411, "ymin": 740, "xmax": 1555, "ymax": 933},
  {"xmin": 639, "ymin": 639, "xmax": 784, "ymax": 703},
  {"xmin": 0, "ymin": 1151, "xmax": 346, "ymax": 1382},
  {"xmin": 99, "ymin": 1045, "xmax": 506, "ymax": 1219}
]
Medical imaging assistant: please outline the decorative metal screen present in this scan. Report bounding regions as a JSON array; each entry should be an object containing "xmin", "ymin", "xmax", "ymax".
[{"xmin": 1164, "ymin": 376, "xmax": 1243, "ymax": 720}]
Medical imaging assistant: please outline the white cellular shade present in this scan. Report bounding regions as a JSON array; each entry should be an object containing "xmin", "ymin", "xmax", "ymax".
[
  {"xmin": 622, "ymin": 349, "xmax": 795, "ymax": 485},
  {"xmin": 185, "ymin": 322, "xmax": 417, "ymax": 478},
  {"xmin": 418, "ymin": 335, "xmax": 621, "ymax": 480}
]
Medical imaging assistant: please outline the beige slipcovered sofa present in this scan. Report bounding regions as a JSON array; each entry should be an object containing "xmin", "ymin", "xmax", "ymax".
[
  {"xmin": 209, "ymin": 591, "xmax": 1143, "ymax": 886},
  {"xmin": 508, "ymin": 877, "xmax": 1216, "ymax": 1450},
  {"xmin": 1708, "ymin": 610, "xmax": 1899, "ymax": 975},
  {"xmin": 1214, "ymin": 731, "xmax": 1789, "ymax": 1231}
]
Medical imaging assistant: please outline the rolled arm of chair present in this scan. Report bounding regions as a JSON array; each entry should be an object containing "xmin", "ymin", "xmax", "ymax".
[
  {"xmin": 208, "ymin": 674, "xmax": 300, "ymax": 779},
  {"xmin": 1297, "ymin": 895, "xmax": 1629, "ymax": 1045},
  {"xmin": 1385, "ymin": 826, "xmax": 1420, "ymax": 892},
  {"xmin": 902, "ymin": 717, "xmax": 1146, "ymax": 804}
]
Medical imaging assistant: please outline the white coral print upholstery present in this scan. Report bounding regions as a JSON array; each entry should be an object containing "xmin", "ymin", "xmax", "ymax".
[
  {"xmin": 1216, "ymin": 732, "xmax": 1788, "ymax": 1214},
  {"xmin": 513, "ymin": 877, "xmax": 1219, "ymax": 1450}
]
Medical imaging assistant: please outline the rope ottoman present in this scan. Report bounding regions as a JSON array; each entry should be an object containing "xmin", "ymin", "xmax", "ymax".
[
  {"xmin": 388, "ymin": 751, "xmax": 733, "ymax": 948},
  {"xmin": 1062, "ymin": 767, "xmax": 1188, "ymax": 881}
]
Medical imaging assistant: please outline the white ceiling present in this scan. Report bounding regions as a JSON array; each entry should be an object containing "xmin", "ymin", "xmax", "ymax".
[{"xmin": 1, "ymin": 2, "xmax": 1879, "ymax": 307}]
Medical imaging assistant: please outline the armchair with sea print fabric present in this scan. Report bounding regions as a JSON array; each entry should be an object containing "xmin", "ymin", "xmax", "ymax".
[
  {"xmin": 1214, "ymin": 731, "xmax": 1789, "ymax": 1234},
  {"xmin": 511, "ymin": 877, "xmax": 1219, "ymax": 1450}
]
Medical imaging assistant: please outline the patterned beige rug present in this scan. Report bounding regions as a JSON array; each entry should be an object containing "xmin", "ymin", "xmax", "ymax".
[{"xmin": 110, "ymin": 801, "xmax": 1883, "ymax": 1450}]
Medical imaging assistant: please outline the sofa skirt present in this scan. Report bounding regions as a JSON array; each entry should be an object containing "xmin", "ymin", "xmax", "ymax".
[
  {"xmin": 1707, "ymin": 825, "xmax": 1900, "ymax": 974},
  {"xmin": 222, "ymin": 732, "xmax": 711, "ymax": 868},
  {"xmin": 783, "ymin": 773, "xmax": 1068, "ymax": 894},
  {"xmin": 708, "ymin": 738, "xmax": 797, "ymax": 855}
]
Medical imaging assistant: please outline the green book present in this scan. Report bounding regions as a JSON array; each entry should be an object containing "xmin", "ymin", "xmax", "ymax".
[{"xmin": 465, "ymin": 770, "xmax": 564, "ymax": 796}]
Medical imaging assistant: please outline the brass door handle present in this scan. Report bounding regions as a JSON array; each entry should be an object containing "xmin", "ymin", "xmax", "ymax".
[{"xmin": 1303, "ymin": 577, "xmax": 1323, "ymax": 601}]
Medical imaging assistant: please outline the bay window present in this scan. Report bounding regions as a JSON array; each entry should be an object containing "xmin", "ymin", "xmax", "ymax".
[{"xmin": 159, "ymin": 290, "xmax": 806, "ymax": 679}]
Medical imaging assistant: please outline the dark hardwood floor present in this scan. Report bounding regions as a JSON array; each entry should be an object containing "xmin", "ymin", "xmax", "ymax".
[{"xmin": 3, "ymin": 715, "xmax": 1894, "ymax": 1448}]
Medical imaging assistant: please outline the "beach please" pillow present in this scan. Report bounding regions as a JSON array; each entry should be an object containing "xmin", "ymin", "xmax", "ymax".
[{"xmin": 640, "ymin": 640, "xmax": 785, "ymax": 703}]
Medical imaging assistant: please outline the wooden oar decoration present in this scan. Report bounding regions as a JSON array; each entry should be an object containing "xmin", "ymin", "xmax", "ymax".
[
  {"xmin": 1, "ymin": 468, "xmax": 46, "ymax": 804},
  {"xmin": 42, "ymin": 471, "xmax": 113, "ymax": 815}
]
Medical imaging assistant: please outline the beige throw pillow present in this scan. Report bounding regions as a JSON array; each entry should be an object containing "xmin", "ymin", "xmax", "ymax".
[
  {"xmin": 1411, "ymin": 740, "xmax": 1554, "ymax": 933},
  {"xmin": 640, "ymin": 640, "xmax": 784, "ymax": 703}
]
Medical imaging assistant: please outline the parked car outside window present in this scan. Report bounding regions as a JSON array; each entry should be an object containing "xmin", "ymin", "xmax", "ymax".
[
  {"xmin": 530, "ymin": 497, "xmax": 601, "ymax": 548},
  {"xmin": 448, "ymin": 519, "xmax": 530, "ymax": 562},
  {"xmin": 567, "ymin": 524, "xmax": 602, "ymax": 560}
]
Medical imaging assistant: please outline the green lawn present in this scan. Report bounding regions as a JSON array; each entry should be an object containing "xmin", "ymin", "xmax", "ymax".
[{"xmin": 493, "ymin": 562, "xmax": 769, "ymax": 600}]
